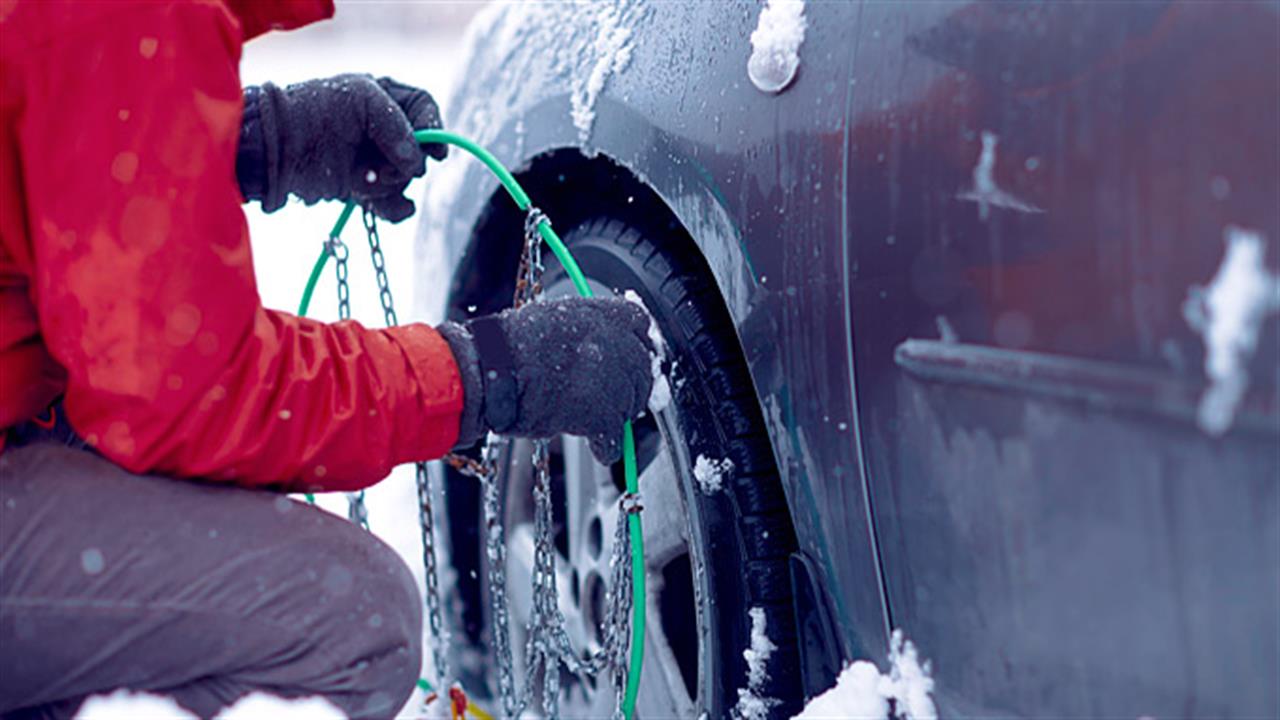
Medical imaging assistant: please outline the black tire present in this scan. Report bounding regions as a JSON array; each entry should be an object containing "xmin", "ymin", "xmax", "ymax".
[{"xmin": 444, "ymin": 216, "xmax": 803, "ymax": 718}]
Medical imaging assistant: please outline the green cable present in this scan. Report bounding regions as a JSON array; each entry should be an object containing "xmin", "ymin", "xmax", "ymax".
[{"xmin": 297, "ymin": 129, "xmax": 646, "ymax": 719}]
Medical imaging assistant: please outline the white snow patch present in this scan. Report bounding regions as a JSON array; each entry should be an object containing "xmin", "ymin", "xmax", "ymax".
[
  {"xmin": 793, "ymin": 661, "xmax": 888, "ymax": 719},
  {"xmin": 957, "ymin": 131, "xmax": 1044, "ymax": 219},
  {"xmin": 793, "ymin": 630, "xmax": 936, "ymax": 720},
  {"xmin": 570, "ymin": 3, "xmax": 635, "ymax": 144},
  {"xmin": 748, "ymin": 0, "xmax": 808, "ymax": 94},
  {"xmin": 745, "ymin": 607, "xmax": 778, "ymax": 688},
  {"xmin": 76, "ymin": 691, "xmax": 192, "ymax": 719},
  {"xmin": 693, "ymin": 454, "xmax": 735, "ymax": 495},
  {"xmin": 623, "ymin": 289, "xmax": 672, "ymax": 412},
  {"xmin": 75, "ymin": 690, "xmax": 343, "ymax": 719},
  {"xmin": 735, "ymin": 607, "xmax": 779, "ymax": 720},
  {"xmin": 1182, "ymin": 226, "xmax": 1280, "ymax": 435}
]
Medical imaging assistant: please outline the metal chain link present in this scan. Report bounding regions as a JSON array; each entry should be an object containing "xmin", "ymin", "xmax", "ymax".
[
  {"xmin": 446, "ymin": 443, "xmax": 523, "ymax": 717},
  {"xmin": 335, "ymin": 208, "xmax": 450, "ymax": 689},
  {"xmin": 600, "ymin": 493, "xmax": 643, "ymax": 720},
  {"xmin": 522, "ymin": 439, "xmax": 585, "ymax": 718},
  {"xmin": 325, "ymin": 232, "xmax": 369, "ymax": 532},
  {"xmin": 416, "ymin": 459, "xmax": 449, "ymax": 685},
  {"xmin": 364, "ymin": 207, "xmax": 400, "ymax": 327},
  {"xmin": 328, "ymin": 234, "xmax": 351, "ymax": 323}
]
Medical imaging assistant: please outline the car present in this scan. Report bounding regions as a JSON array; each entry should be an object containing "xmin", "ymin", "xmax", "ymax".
[{"xmin": 416, "ymin": 2, "xmax": 1279, "ymax": 717}]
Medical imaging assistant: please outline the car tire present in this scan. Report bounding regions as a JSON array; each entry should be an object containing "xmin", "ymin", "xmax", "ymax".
[{"xmin": 444, "ymin": 215, "xmax": 803, "ymax": 719}]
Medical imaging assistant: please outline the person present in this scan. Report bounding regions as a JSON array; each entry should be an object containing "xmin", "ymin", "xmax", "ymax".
[{"xmin": 0, "ymin": 2, "xmax": 655, "ymax": 718}]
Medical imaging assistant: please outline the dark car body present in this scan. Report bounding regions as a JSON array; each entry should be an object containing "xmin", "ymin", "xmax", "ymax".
[{"xmin": 418, "ymin": 1, "xmax": 1280, "ymax": 715}]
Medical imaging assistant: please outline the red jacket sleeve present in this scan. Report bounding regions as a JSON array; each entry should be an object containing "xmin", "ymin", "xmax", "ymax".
[{"xmin": 16, "ymin": 2, "xmax": 462, "ymax": 491}]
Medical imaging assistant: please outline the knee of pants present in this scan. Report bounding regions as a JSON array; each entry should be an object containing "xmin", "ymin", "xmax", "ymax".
[{"xmin": 288, "ymin": 523, "xmax": 424, "ymax": 717}]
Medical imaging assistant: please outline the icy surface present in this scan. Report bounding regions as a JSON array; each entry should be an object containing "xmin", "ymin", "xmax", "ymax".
[
  {"xmin": 793, "ymin": 630, "xmax": 936, "ymax": 720},
  {"xmin": 1182, "ymin": 226, "xmax": 1280, "ymax": 435},
  {"xmin": 693, "ymin": 454, "xmax": 734, "ymax": 495},
  {"xmin": 735, "ymin": 607, "xmax": 779, "ymax": 720},
  {"xmin": 75, "ymin": 690, "xmax": 343, "ymax": 719},
  {"xmin": 623, "ymin": 290, "xmax": 672, "ymax": 412},
  {"xmin": 748, "ymin": 0, "xmax": 807, "ymax": 94},
  {"xmin": 957, "ymin": 131, "xmax": 1044, "ymax": 219}
]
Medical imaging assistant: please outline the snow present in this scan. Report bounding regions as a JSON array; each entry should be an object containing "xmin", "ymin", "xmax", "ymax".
[
  {"xmin": 792, "ymin": 630, "xmax": 936, "ymax": 720},
  {"xmin": 437, "ymin": 1, "xmax": 642, "ymax": 153},
  {"xmin": 76, "ymin": 691, "xmax": 189, "ymax": 719},
  {"xmin": 571, "ymin": 3, "xmax": 636, "ymax": 145},
  {"xmin": 80, "ymin": 547, "xmax": 105, "ymax": 575},
  {"xmin": 75, "ymin": 690, "xmax": 343, "ymax": 719},
  {"xmin": 793, "ymin": 662, "xmax": 888, "ymax": 719},
  {"xmin": 693, "ymin": 454, "xmax": 735, "ymax": 495},
  {"xmin": 748, "ymin": 0, "xmax": 808, "ymax": 94},
  {"xmin": 744, "ymin": 607, "xmax": 778, "ymax": 688},
  {"xmin": 1182, "ymin": 226, "xmax": 1280, "ymax": 435},
  {"xmin": 956, "ymin": 131, "xmax": 1043, "ymax": 220},
  {"xmin": 735, "ymin": 607, "xmax": 779, "ymax": 720},
  {"xmin": 622, "ymin": 290, "xmax": 672, "ymax": 412}
]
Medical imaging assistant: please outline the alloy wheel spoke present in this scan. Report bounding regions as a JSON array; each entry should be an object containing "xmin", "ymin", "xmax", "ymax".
[
  {"xmin": 636, "ymin": 445, "xmax": 688, "ymax": 567},
  {"xmin": 562, "ymin": 435, "xmax": 609, "ymax": 573}
]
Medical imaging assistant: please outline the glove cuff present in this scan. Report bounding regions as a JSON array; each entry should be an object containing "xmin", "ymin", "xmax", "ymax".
[
  {"xmin": 236, "ymin": 86, "xmax": 268, "ymax": 204},
  {"xmin": 467, "ymin": 314, "xmax": 520, "ymax": 434},
  {"xmin": 437, "ymin": 322, "xmax": 487, "ymax": 450},
  {"xmin": 256, "ymin": 82, "xmax": 288, "ymax": 214}
]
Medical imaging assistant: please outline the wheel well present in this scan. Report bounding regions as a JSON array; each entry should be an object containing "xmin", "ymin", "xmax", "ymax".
[{"xmin": 448, "ymin": 148, "xmax": 690, "ymax": 320}]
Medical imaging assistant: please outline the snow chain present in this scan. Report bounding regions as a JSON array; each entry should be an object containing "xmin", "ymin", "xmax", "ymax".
[
  {"xmin": 330, "ymin": 209, "xmax": 451, "ymax": 686},
  {"xmin": 442, "ymin": 210, "xmax": 637, "ymax": 720},
  {"xmin": 300, "ymin": 129, "xmax": 648, "ymax": 719}
]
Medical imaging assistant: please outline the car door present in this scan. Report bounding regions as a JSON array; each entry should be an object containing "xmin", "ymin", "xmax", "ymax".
[{"xmin": 842, "ymin": 2, "xmax": 1279, "ymax": 716}]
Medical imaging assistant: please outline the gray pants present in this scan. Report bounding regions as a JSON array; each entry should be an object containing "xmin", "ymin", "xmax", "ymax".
[{"xmin": 0, "ymin": 444, "xmax": 423, "ymax": 719}]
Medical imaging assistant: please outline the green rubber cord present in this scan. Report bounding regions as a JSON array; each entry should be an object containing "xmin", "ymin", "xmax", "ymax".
[{"xmin": 297, "ymin": 129, "xmax": 646, "ymax": 719}]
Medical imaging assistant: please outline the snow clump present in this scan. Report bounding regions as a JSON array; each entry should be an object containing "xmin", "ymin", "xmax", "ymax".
[
  {"xmin": 735, "ymin": 607, "xmax": 779, "ymax": 720},
  {"xmin": 75, "ymin": 690, "xmax": 343, "ymax": 719},
  {"xmin": 623, "ymin": 290, "xmax": 672, "ymax": 412},
  {"xmin": 693, "ymin": 454, "xmax": 735, "ymax": 495},
  {"xmin": 1182, "ymin": 226, "xmax": 1280, "ymax": 435},
  {"xmin": 792, "ymin": 630, "xmax": 936, "ymax": 720},
  {"xmin": 748, "ymin": 0, "xmax": 807, "ymax": 94}
]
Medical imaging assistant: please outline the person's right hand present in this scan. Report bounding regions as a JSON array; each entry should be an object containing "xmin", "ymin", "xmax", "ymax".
[{"xmin": 438, "ymin": 298, "xmax": 658, "ymax": 464}]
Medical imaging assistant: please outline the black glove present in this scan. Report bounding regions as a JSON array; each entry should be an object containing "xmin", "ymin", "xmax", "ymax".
[
  {"xmin": 438, "ymin": 298, "xmax": 657, "ymax": 465},
  {"xmin": 237, "ymin": 74, "xmax": 448, "ymax": 223}
]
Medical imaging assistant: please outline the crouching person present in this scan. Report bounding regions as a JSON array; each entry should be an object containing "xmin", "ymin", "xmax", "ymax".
[{"xmin": 0, "ymin": 2, "xmax": 653, "ymax": 718}]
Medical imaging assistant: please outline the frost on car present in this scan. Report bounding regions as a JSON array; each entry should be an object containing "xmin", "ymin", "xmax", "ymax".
[{"xmin": 418, "ymin": 2, "xmax": 1279, "ymax": 717}]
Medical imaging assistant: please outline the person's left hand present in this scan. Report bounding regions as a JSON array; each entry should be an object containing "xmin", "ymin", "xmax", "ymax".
[{"xmin": 237, "ymin": 74, "xmax": 448, "ymax": 222}]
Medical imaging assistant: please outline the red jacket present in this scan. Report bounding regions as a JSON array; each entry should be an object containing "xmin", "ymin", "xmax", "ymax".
[{"xmin": 0, "ymin": 0, "xmax": 463, "ymax": 491}]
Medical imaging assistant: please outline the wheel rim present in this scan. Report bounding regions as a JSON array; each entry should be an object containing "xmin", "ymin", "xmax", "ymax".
[{"xmin": 497, "ymin": 382, "xmax": 711, "ymax": 718}]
